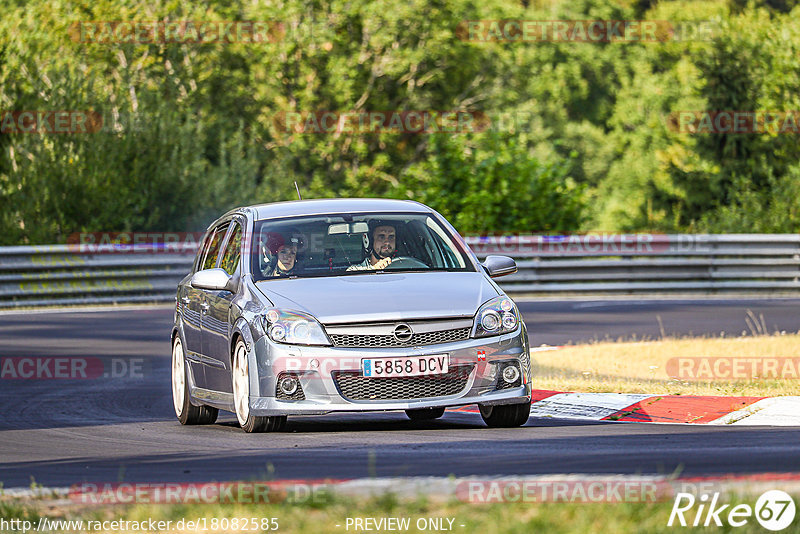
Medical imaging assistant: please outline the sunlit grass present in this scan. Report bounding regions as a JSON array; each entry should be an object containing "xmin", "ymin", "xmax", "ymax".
[
  {"xmin": 533, "ymin": 333, "xmax": 800, "ymax": 396},
  {"xmin": 7, "ymin": 493, "xmax": 799, "ymax": 534}
]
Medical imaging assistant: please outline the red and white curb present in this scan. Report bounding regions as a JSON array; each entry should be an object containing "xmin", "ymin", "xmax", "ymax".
[
  {"xmin": 449, "ymin": 344, "xmax": 800, "ymax": 425},
  {"xmin": 450, "ymin": 391, "xmax": 800, "ymax": 425}
]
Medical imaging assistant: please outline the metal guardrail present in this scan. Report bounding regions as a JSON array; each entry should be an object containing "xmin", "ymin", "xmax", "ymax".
[
  {"xmin": 469, "ymin": 234, "xmax": 800, "ymax": 293},
  {"xmin": 1, "ymin": 234, "xmax": 799, "ymax": 308},
  {"xmin": 0, "ymin": 245, "xmax": 193, "ymax": 308}
]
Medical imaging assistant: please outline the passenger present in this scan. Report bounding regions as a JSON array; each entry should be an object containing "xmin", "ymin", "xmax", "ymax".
[
  {"xmin": 263, "ymin": 233, "xmax": 300, "ymax": 277},
  {"xmin": 347, "ymin": 222, "xmax": 396, "ymax": 271}
]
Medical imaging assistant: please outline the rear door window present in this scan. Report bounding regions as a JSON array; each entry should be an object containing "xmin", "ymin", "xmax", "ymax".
[{"xmin": 194, "ymin": 231, "xmax": 214, "ymax": 272}]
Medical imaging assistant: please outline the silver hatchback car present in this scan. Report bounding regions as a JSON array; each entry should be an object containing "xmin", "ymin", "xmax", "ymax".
[{"xmin": 171, "ymin": 199, "xmax": 532, "ymax": 432}]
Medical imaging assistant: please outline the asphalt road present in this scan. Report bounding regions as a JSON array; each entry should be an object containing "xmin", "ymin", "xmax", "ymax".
[{"xmin": 1, "ymin": 298, "xmax": 799, "ymax": 488}]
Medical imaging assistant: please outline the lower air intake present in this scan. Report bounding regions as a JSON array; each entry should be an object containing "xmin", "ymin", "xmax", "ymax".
[{"xmin": 332, "ymin": 365, "xmax": 474, "ymax": 401}]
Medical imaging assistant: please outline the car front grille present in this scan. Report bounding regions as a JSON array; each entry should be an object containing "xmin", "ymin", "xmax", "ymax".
[
  {"xmin": 329, "ymin": 327, "xmax": 471, "ymax": 348},
  {"xmin": 332, "ymin": 365, "xmax": 474, "ymax": 401}
]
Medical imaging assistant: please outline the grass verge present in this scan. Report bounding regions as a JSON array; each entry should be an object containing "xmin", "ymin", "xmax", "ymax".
[
  {"xmin": 533, "ymin": 333, "xmax": 800, "ymax": 396},
  {"xmin": 4, "ymin": 493, "xmax": 799, "ymax": 533}
]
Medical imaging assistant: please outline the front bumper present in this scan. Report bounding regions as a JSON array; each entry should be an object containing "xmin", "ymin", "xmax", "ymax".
[{"xmin": 246, "ymin": 327, "xmax": 531, "ymax": 416}]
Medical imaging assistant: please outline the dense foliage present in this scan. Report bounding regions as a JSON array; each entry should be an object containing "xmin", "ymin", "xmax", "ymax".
[{"xmin": 1, "ymin": 0, "xmax": 798, "ymax": 243}]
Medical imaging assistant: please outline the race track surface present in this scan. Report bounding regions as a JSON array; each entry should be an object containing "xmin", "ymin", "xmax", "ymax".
[{"xmin": 1, "ymin": 298, "xmax": 799, "ymax": 488}]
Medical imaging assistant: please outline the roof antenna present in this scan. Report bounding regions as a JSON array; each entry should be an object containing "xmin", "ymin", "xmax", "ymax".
[{"xmin": 294, "ymin": 181, "xmax": 302, "ymax": 200}]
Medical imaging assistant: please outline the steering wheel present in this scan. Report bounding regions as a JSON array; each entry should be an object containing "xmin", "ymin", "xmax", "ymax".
[{"xmin": 385, "ymin": 256, "xmax": 428, "ymax": 270}]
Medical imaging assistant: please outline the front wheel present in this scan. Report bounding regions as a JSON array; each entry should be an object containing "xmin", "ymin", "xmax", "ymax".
[
  {"xmin": 172, "ymin": 336, "xmax": 218, "ymax": 425},
  {"xmin": 405, "ymin": 407, "xmax": 446, "ymax": 421},
  {"xmin": 479, "ymin": 401, "xmax": 531, "ymax": 428},
  {"xmin": 232, "ymin": 340, "xmax": 286, "ymax": 433}
]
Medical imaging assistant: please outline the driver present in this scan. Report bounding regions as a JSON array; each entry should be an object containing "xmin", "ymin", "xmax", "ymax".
[
  {"xmin": 263, "ymin": 232, "xmax": 301, "ymax": 277},
  {"xmin": 347, "ymin": 222, "xmax": 396, "ymax": 271}
]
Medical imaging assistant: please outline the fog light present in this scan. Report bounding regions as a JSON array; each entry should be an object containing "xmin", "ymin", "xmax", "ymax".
[
  {"xmin": 278, "ymin": 375, "xmax": 299, "ymax": 396},
  {"xmin": 502, "ymin": 365, "xmax": 520, "ymax": 384}
]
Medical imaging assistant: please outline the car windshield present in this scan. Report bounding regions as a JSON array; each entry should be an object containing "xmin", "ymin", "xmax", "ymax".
[{"xmin": 251, "ymin": 212, "xmax": 474, "ymax": 281}]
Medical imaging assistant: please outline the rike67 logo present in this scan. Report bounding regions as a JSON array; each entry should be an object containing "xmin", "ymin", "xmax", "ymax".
[{"xmin": 668, "ymin": 490, "xmax": 796, "ymax": 530}]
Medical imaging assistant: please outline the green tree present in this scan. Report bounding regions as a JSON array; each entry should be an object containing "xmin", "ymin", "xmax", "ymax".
[{"xmin": 402, "ymin": 132, "xmax": 586, "ymax": 233}]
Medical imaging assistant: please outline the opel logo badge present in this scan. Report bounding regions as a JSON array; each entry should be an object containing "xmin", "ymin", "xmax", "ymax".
[{"xmin": 393, "ymin": 323, "xmax": 413, "ymax": 342}]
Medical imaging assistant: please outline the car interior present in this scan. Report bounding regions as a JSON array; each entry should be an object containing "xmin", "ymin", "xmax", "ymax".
[{"xmin": 252, "ymin": 216, "xmax": 467, "ymax": 280}]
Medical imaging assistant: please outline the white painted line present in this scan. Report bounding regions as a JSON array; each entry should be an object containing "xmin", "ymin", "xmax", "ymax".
[
  {"xmin": 0, "ymin": 487, "xmax": 71, "ymax": 498},
  {"xmin": 708, "ymin": 398, "xmax": 777, "ymax": 425},
  {"xmin": 572, "ymin": 301, "xmax": 657, "ymax": 309},
  {"xmin": 529, "ymin": 392, "xmax": 655, "ymax": 420},
  {"xmin": 711, "ymin": 397, "xmax": 800, "ymax": 426},
  {"xmin": 529, "ymin": 346, "xmax": 562, "ymax": 352}
]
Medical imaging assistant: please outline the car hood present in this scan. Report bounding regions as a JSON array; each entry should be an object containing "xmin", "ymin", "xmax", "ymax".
[{"xmin": 254, "ymin": 271, "xmax": 499, "ymax": 324}]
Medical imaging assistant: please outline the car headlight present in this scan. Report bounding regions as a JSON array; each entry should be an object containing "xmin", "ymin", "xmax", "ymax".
[
  {"xmin": 472, "ymin": 296, "xmax": 519, "ymax": 338},
  {"xmin": 261, "ymin": 309, "xmax": 331, "ymax": 346}
]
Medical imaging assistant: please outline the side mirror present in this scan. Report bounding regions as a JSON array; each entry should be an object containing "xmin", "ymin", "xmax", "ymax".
[
  {"xmin": 191, "ymin": 268, "xmax": 234, "ymax": 292},
  {"xmin": 482, "ymin": 255, "xmax": 517, "ymax": 278}
]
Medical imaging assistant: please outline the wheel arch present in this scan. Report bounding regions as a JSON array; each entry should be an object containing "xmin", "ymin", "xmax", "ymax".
[
  {"xmin": 230, "ymin": 317, "xmax": 255, "ymax": 366},
  {"xmin": 172, "ymin": 312, "xmax": 186, "ymax": 346}
]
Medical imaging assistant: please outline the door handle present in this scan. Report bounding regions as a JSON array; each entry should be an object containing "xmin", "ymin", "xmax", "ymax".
[
  {"xmin": 201, "ymin": 302, "xmax": 210, "ymax": 313},
  {"xmin": 181, "ymin": 297, "xmax": 190, "ymax": 305}
]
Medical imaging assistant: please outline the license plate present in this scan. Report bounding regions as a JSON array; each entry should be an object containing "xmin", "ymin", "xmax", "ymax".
[{"xmin": 362, "ymin": 354, "xmax": 449, "ymax": 378}]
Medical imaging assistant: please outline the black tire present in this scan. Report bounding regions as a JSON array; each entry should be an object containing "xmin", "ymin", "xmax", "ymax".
[
  {"xmin": 232, "ymin": 339, "xmax": 287, "ymax": 433},
  {"xmin": 241, "ymin": 414, "xmax": 288, "ymax": 433},
  {"xmin": 479, "ymin": 400, "xmax": 531, "ymax": 428},
  {"xmin": 183, "ymin": 404, "xmax": 219, "ymax": 425},
  {"xmin": 172, "ymin": 336, "xmax": 219, "ymax": 425},
  {"xmin": 405, "ymin": 407, "xmax": 446, "ymax": 421}
]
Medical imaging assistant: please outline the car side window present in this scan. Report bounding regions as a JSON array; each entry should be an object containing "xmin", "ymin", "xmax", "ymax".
[
  {"xmin": 219, "ymin": 223, "xmax": 242, "ymax": 275},
  {"xmin": 201, "ymin": 224, "xmax": 229, "ymax": 271},
  {"xmin": 194, "ymin": 231, "xmax": 214, "ymax": 272}
]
